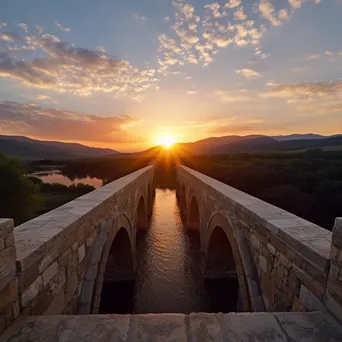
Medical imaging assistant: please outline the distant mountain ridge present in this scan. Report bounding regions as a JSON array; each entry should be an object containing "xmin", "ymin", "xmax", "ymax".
[
  {"xmin": 0, "ymin": 135, "xmax": 119, "ymax": 160},
  {"xmin": 177, "ymin": 133, "xmax": 342, "ymax": 155}
]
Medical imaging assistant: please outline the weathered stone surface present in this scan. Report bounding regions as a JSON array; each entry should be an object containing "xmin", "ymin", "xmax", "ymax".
[
  {"xmin": 0, "ymin": 245, "xmax": 16, "ymax": 274},
  {"xmin": 66, "ymin": 271, "xmax": 78, "ymax": 302},
  {"xmin": 299, "ymin": 284, "xmax": 325, "ymax": 311},
  {"xmin": 137, "ymin": 314, "xmax": 187, "ymax": 342},
  {"xmin": 275, "ymin": 311, "xmax": 342, "ymax": 342},
  {"xmin": 42, "ymin": 261, "xmax": 59, "ymax": 287},
  {"xmin": 189, "ymin": 313, "xmax": 223, "ymax": 341},
  {"xmin": 44, "ymin": 289, "xmax": 65, "ymax": 315},
  {"xmin": 20, "ymin": 276, "xmax": 43, "ymax": 308},
  {"xmin": 221, "ymin": 312, "xmax": 288, "ymax": 341},
  {"xmin": 78, "ymin": 244, "xmax": 86, "ymax": 263}
]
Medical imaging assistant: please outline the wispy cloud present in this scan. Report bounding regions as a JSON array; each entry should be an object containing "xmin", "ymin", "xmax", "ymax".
[
  {"xmin": 54, "ymin": 21, "xmax": 71, "ymax": 32},
  {"xmin": 134, "ymin": 14, "xmax": 146, "ymax": 21},
  {"xmin": 0, "ymin": 28, "xmax": 158, "ymax": 99},
  {"xmin": 236, "ymin": 68, "xmax": 260, "ymax": 78},
  {"xmin": 0, "ymin": 101, "xmax": 140, "ymax": 143}
]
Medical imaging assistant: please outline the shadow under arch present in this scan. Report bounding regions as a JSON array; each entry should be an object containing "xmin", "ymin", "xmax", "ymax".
[
  {"xmin": 78, "ymin": 213, "xmax": 134, "ymax": 315},
  {"xmin": 136, "ymin": 195, "xmax": 148, "ymax": 230},
  {"xmin": 204, "ymin": 212, "xmax": 264, "ymax": 312},
  {"xmin": 187, "ymin": 195, "xmax": 200, "ymax": 230}
]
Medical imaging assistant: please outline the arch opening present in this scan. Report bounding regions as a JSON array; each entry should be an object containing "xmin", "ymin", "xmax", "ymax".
[
  {"xmin": 204, "ymin": 226, "xmax": 241, "ymax": 312},
  {"xmin": 187, "ymin": 196, "xmax": 200, "ymax": 230},
  {"xmin": 136, "ymin": 196, "xmax": 147, "ymax": 230},
  {"xmin": 99, "ymin": 227, "xmax": 135, "ymax": 314}
]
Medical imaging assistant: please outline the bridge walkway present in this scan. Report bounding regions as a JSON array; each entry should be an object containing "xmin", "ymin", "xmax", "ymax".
[{"xmin": 1, "ymin": 311, "xmax": 342, "ymax": 341}]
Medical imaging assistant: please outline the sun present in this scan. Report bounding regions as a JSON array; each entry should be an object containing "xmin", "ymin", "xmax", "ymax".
[{"xmin": 156, "ymin": 135, "xmax": 176, "ymax": 148}]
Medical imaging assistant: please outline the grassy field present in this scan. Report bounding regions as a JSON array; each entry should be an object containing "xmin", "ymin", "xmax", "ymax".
[{"xmin": 32, "ymin": 192, "xmax": 80, "ymax": 217}]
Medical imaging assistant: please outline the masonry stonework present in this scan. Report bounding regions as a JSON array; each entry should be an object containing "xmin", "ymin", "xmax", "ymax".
[{"xmin": 176, "ymin": 165, "xmax": 339, "ymax": 320}]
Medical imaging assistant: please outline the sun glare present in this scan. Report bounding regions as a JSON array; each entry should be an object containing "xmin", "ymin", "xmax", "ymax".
[{"xmin": 156, "ymin": 135, "xmax": 176, "ymax": 148}]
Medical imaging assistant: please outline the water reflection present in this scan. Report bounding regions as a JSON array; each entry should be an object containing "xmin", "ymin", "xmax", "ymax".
[
  {"xmin": 28, "ymin": 170, "xmax": 103, "ymax": 188},
  {"xmin": 134, "ymin": 188, "xmax": 205, "ymax": 313}
]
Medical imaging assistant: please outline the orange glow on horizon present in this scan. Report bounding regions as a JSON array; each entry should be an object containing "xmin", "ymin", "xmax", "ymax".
[{"xmin": 155, "ymin": 135, "xmax": 177, "ymax": 148}]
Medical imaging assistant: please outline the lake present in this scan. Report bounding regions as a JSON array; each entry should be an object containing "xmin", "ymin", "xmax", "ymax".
[{"xmin": 28, "ymin": 170, "xmax": 103, "ymax": 188}]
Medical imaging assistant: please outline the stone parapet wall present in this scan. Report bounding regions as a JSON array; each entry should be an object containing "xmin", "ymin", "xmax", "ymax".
[
  {"xmin": 326, "ymin": 218, "xmax": 342, "ymax": 321},
  {"xmin": 0, "ymin": 165, "xmax": 153, "ymax": 325},
  {"xmin": 177, "ymin": 165, "xmax": 339, "ymax": 319},
  {"xmin": 0, "ymin": 219, "xmax": 19, "ymax": 334}
]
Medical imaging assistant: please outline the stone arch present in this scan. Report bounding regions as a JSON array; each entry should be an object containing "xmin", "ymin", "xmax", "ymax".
[
  {"xmin": 136, "ymin": 195, "xmax": 148, "ymax": 230},
  {"xmin": 78, "ymin": 214, "xmax": 134, "ymax": 314},
  {"xmin": 187, "ymin": 195, "xmax": 200, "ymax": 230},
  {"xmin": 204, "ymin": 212, "xmax": 264, "ymax": 312}
]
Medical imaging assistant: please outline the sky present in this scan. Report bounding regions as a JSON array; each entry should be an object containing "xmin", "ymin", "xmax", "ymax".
[{"xmin": 0, "ymin": 0, "xmax": 342, "ymax": 152}]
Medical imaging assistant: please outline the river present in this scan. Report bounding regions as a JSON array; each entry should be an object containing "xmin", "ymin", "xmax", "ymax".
[{"xmin": 100, "ymin": 187, "xmax": 239, "ymax": 314}]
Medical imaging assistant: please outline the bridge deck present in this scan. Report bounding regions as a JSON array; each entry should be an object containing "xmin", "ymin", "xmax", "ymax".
[{"xmin": 2, "ymin": 311, "xmax": 341, "ymax": 341}]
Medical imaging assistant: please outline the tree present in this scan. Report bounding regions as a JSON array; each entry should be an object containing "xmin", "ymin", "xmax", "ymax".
[{"xmin": 0, "ymin": 154, "xmax": 35, "ymax": 225}]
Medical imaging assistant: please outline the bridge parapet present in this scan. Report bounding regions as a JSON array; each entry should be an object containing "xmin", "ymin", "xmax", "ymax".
[
  {"xmin": 0, "ymin": 165, "xmax": 154, "ymax": 332},
  {"xmin": 177, "ymin": 165, "xmax": 341, "ymax": 319}
]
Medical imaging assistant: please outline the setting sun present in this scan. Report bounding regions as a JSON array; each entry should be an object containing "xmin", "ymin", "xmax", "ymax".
[{"xmin": 156, "ymin": 135, "xmax": 176, "ymax": 148}]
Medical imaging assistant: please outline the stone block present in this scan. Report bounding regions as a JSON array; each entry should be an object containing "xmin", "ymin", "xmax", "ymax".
[
  {"xmin": 325, "ymin": 292, "xmax": 342, "ymax": 323},
  {"xmin": 0, "ymin": 238, "xmax": 4, "ymax": 251},
  {"xmin": 4, "ymin": 234, "xmax": 14, "ymax": 248},
  {"xmin": 18, "ymin": 263, "xmax": 40, "ymax": 294},
  {"xmin": 332, "ymin": 218, "xmax": 342, "ymax": 247},
  {"xmin": 0, "ymin": 280, "xmax": 18, "ymax": 314},
  {"xmin": 250, "ymin": 234, "xmax": 261, "ymax": 250},
  {"xmin": 12, "ymin": 300, "xmax": 19, "ymax": 319},
  {"xmin": 292, "ymin": 264, "xmax": 325, "ymax": 299},
  {"xmin": 85, "ymin": 264, "xmax": 98, "ymax": 281},
  {"xmin": 42, "ymin": 261, "xmax": 59, "ymax": 287},
  {"xmin": 44, "ymin": 288, "xmax": 65, "ymax": 315},
  {"xmin": 137, "ymin": 314, "xmax": 187, "ymax": 342},
  {"xmin": 221, "ymin": 312, "xmax": 288, "ymax": 341},
  {"xmin": 267, "ymin": 243, "xmax": 276, "ymax": 256},
  {"xmin": 189, "ymin": 313, "xmax": 223, "ymax": 341},
  {"xmin": 275, "ymin": 312, "xmax": 342, "ymax": 341},
  {"xmin": 299, "ymin": 284, "xmax": 325, "ymax": 312},
  {"xmin": 78, "ymin": 244, "xmax": 86, "ymax": 263},
  {"xmin": 39, "ymin": 247, "xmax": 59, "ymax": 273},
  {"xmin": 21, "ymin": 276, "xmax": 43, "ymax": 308},
  {"xmin": 291, "ymin": 296, "xmax": 306, "ymax": 312},
  {"xmin": 0, "ymin": 265, "xmax": 15, "ymax": 292},
  {"xmin": 0, "ymin": 245, "xmax": 16, "ymax": 273},
  {"xmin": 30, "ymin": 286, "xmax": 52, "ymax": 315},
  {"xmin": 259, "ymin": 255, "xmax": 267, "ymax": 274},
  {"xmin": 66, "ymin": 271, "xmax": 78, "ymax": 302},
  {"xmin": 327, "ymin": 275, "xmax": 342, "ymax": 305},
  {"xmin": 48, "ymin": 267, "xmax": 66, "ymax": 296}
]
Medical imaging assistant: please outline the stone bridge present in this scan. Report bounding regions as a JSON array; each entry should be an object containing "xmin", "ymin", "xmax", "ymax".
[{"xmin": 1, "ymin": 164, "xmax": 342, "ymax": 341}]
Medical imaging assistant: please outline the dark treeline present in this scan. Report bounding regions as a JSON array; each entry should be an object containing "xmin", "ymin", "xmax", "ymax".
[
  {"xmin": 180, "ymin": 151, "xmax": 342, "ymax": 230},
  {"xmin": 61, "ymin": 148, "xmax": 159, "ymax": 183}
]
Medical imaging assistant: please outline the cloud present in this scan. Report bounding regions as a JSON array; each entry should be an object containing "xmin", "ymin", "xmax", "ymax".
[
  {"xmin": 17, "ymin": 23, "xmax": 28, "ymax": 32},
  {"xmin": 0, "ymin": 101, "xmax": 140, "ymax": 143},
  {"xmin": 234, "ymin": 7, "xmax": 247, "ymax": 21},
  {"xmin": 235, "ymin": 68, "xmax": 260, "ymax": 78},
  {"xmin": 54, "ymin": 21, "xmax": 71, "ymax": 32},
  {"xmin": 36, "ymin": 95, "xmax": 51, "ymax": 100},
  {"xmin": 267, "ymin": 80, "xmax": 342, "ymax": 99},
  {"xmin": 0, "ymin": 31, "xmax": 158, "ymax": 99},
  {"xmin": 258, "ymin": 0, "xmax": 282, "ymax": 26},
  {"xmin": 0, "ymin": 31, "xmax": 23, "ymax": 42},
  {"xmin": 224, "ymin": 0, "xmax": 241, "ymax": 9},
  {"xmin": 134, "ymin": 14, "xmax": 146, "ymax": 21}
]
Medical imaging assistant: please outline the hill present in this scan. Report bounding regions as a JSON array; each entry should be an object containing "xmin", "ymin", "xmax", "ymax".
[
  {"xmin": 177, "ymin": 134, "xmax": 342, "ymax": 155},
  {"xmin": 0, "ymin": 135, "xmax": 119, "ymax": 160}
]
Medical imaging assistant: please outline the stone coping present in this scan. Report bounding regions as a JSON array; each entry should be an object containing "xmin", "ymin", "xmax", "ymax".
[
  {"xmin": 180, "ymin": 165, "xmax": 332, "ymax": 271},
  {"xmin": 13, "ymin": 165, "xmax": 153, "ymax": 271},
  {"xmin": 2, "ymin": 311, "xmax": 342, "ymax": 341}
]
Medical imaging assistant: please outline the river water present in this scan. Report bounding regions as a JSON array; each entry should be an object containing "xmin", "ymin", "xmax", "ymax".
[{"xmin": 100, "ymin": 187, "xmax": 239, "ymax": 314}]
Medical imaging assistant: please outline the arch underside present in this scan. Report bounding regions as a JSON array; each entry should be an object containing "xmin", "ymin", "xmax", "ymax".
[{"xmin": 204, "ymin": 212, "xmax": 264, "ymax": 312}]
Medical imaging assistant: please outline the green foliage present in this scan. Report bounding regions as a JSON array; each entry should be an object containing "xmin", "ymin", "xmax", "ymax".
[
  {"xmin": 0, "ymin": 153, "xmax": 35, "ymax": 225},
  {"xmin": 181, "ymin": 151, "xmax": 342, "ymax": 230}
]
